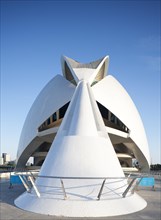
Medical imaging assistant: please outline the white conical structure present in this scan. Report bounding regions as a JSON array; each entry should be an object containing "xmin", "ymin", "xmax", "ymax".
[
  {"xmin": 35, "ymin": 82, "xmax": 126, "ymax": 183},
  {"xmin": 15, "ymin": 56, "xmax": 147, "ymax": 217}
]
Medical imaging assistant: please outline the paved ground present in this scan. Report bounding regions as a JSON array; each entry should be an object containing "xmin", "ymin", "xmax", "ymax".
[{"xmin": 0, "ymin": 177, "xmax": 161, "ymax": 220}]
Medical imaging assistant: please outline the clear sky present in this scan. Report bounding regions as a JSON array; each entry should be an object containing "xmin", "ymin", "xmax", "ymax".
[{"xmin": 1, "ymin": 0, "xmax": 160, "ymax": 164}]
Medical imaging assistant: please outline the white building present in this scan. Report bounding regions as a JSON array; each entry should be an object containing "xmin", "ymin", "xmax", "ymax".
[
  {"xmin": 2, "ymin": 153, "xmax": 11, "ymax": 164},
  {"xmin": 15, "ymin": 56, "xmax": 150, "ymax": 217},
  {"xmin": 0, "ymin": 157, "xmax": 4, "ymax": 165}
]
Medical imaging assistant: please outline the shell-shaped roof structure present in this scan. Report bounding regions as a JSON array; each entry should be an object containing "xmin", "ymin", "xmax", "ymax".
[
  {"xmin": 15, "ymin": 55, "xmax": 150, "ymax": 217},
  {"xmin": 16, "ymin": 55, "xmax": 150, "ymax": 171}
]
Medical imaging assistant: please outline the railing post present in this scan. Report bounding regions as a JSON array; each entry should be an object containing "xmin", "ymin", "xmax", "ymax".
[
  {"xmin": 132, "ymin": 177, "xmax": 143, "ymax": 193},
  {"xmin": 60, "ymin": 179, "xmax": 67, "ymax": 200},
  {"xmin": 122, "ymin": 177, "xmax": 137, "ymax": 198},
  {"xmin": 28, "ymin": 176, "xmax": 40, "ymax": 198},
  {"xmin": 19, "ymin": 175, "xmax": 31, "ymax": 192},
  {"xmin": 29, "ymin": 171, "xmax": 36, "ymax": 181},
  {"xmin": 97, "ymin": 179, "xmax": 106, "ymax": 200}
]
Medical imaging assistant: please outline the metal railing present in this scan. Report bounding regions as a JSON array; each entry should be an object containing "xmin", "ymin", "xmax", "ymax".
[{"xmin": 12, "ymin": 172, "xmax": 146, "ymax": 201}]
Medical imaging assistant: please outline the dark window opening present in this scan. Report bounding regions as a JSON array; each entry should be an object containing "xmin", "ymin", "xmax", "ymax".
[
  {"xmin": 110, "ymin": 113, "xmax": 115, "ymax": 123},
  {"xmin": 59, "ymin": 102, "xmax": 70, "ymax": 119},
  {"xmin": 38, "ymin": 102, "xmax": 70, "ymax": 132},
  {"xmin": 52, "ymin": 112, "xmax": 57, "ymax": 122},
  {"xmin": 47, "ymin": 118, "xmax": 50, "ymax": 125},
  {"xmin": 97, "ymin": 102, "xmax": 109, "ymax": 118},
  {"xmin": 96, "ymin": 101, "xmax": 129, "ymax": 133}
]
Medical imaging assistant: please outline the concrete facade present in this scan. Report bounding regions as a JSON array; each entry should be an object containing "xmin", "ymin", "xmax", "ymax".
[
  {"xmin": 16, "ymin": 56, "xmax": 150, "ymax": 172},
  {"xmin": 15, "ymin": 56, "xmax": 150, "ymax": 217}
]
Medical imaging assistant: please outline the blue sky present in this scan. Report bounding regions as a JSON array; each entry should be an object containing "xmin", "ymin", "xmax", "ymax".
[{"xmin": 1, "ymin": 0, "xmax": 160, "ymax": 164}]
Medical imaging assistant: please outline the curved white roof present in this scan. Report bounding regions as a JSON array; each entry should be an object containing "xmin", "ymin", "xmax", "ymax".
[
  {"xmin": 92, "ymin": 75, "xmax": 150, "ymax": 167},
  {"xmin": 17, "ymin": 75, "xmax": 75, "ymax": 161},
  {"xmin": 16, "ymin": 56, "xmax": 150, "ymax": 171}
]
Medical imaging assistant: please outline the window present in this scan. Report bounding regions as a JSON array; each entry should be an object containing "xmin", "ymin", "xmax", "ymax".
[
  {"xmin": 47, "ymin": 118, "xmax": 50, "ymax": 125},
  {"xmin": 59, "ymin": 102, "xmax": 69, "ymax": 119},
  {"xmin": 52, "ymin": 112, "xmax": 57, "ymax": 122}
]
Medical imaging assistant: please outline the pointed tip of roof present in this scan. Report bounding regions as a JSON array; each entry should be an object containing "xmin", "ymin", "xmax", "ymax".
[
  {"xmin": 61, "ymin": 55, "xmax": 109, "ymax": 84},
  {"xmin": 62, "ymin": 55, "xmax": 109, "ymax": 69}
]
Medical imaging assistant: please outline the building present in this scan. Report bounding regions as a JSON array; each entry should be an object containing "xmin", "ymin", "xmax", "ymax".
[
  {"xmin": 0, "ymin": 157, "xmax": 4, "ymax": 165},
  {"xmin": 2, "ymin": 153, "xmax": 11, "ymax": 164},
  {"xmin": 15, "ymin": 56, "xmax": 150, "ymax": 217}
]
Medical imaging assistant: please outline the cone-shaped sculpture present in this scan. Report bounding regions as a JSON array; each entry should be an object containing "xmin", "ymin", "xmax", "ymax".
[{"xmin": 15, "ymin": 56, "xmax": 147, "ymax": 217}]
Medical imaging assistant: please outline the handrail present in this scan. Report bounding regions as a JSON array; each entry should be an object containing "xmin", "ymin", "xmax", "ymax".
[
  {"xmin": 15, "ymin": 174, "xmax": 131, "ymax": 179},
  {"xmin": 13, "ymin": 172, "xmax": 150, "ymax": 200}
]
